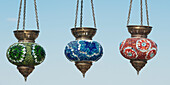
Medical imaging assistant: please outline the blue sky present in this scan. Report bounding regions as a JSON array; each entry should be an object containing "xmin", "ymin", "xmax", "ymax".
[{"xmin": 0, "ymin": 0, "xmax": 170, "ymax": 85}]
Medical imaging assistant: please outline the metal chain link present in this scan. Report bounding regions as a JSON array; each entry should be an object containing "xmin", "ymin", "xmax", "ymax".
[
  {"xmin": 80, "ymin": 0, "xmax": 83, "ymax": 27},
  {"xmin": 23, "ymin": 0, "xmax": 26, "ymax": 30},
  {"xmin": 127, "ymin": 0, "xmax": 133, "ymax": 25},
  {"xmin": 74, "ymin": 0, "xmax": 79, "ymax": 28},
  {"xmin": 17, "ymin": 0, "xmax": 23, "ymax": 30},
  {"xmin": 91, "ymin": 0, "xmax": 96, "ymax": 28},
  {"xmin": 145, "ymin": 0, "xmax": 149, "ymax": 26},
  {"xmin": 140, "ymin": 0, "xmax": 143, "ymax": 25},
  {"xmin": 34, "ymin": 0, "xmax": 40, "ymax": 30}
]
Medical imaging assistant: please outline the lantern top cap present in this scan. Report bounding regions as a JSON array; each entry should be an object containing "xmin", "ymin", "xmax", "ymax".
[
  {"xmin": 14, "ymin": 30, "xmax": 40, "ymax": 43},
  {"xmin": 127, "ymin": 25, "xmax": 152, "ymax": 38},
  {"xmin": 71, "ymin": 27, "xmax": 97, "ymax": 40}
]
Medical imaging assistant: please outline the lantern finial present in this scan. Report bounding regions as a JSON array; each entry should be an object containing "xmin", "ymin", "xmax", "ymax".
[
  {"xmin": 130, "ymin": 60, "xmax": 147, "ymax": 75},
  {"xmin": 17, "ymin": 66, "xmax": 35, "ymax": 81},
  {"xmin": 24, "ymin": 77, "xmax": 27, "ymax": 82},
  {"xmin": 75, "ymin": 61, "xmax": 92, "ymax": 78}
]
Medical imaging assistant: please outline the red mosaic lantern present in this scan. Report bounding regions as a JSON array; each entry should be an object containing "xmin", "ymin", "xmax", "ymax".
[
  {"xmin": 119, "ymin": 26, "xmax": 158, "ymax": 74},
  {"xmin": 120, "ymin": 0, "xmax": 158, "ymax": 74}
]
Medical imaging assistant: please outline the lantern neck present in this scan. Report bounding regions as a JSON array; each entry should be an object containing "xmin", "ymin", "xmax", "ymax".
[
  {"xmin": 71, "ymin": 27, "xmax": 97, "ymax": 40},
  {"xmin": 14, "ymin": 30, "xmax": 39, "ymax": 43},
  {"xmin": 127, "ymin": 25, "xmax": 152, "ymax": 38}
]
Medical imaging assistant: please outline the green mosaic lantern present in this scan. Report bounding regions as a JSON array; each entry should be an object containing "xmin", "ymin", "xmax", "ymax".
[
  {"xmin": 6, "ymin": 0, "xmax": 45, "ymax": 81},
  {"xmin": 6, "ymin": 30, "xmax": 46, "ymax": 81}
]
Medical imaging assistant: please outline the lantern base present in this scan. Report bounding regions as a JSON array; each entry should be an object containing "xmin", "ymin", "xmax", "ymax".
[
  {"xmin": 17, "ymin": 66, "xmax": 35, "ymax": 81},
  {"xmin": 75, "ymin": 61, "xmax": 92, "ymax": 78},
  {"xmin": 130, "ymin": 59, "xmax": 147, "ymax": 75}
]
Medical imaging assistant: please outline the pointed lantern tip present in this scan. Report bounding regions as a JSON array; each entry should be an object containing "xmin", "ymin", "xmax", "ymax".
[
  {"xmin": 24, "ymin": 77, "xmax": 27, "ymax": 82},
  {"xmin": 83, "ymin": 73, "xmax": 85, "ymax": 78},
  {"xmin": 137, "ymin": 71, "xmax": 140, "ymax": 75}
]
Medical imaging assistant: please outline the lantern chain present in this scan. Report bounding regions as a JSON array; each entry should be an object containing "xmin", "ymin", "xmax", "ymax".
[
  {"xmin": 17, "ymin": 0, "xmax": 23, "ymax": 30},
  {"xmin": 127, "ymin": 0, "xmax": 133, "ymax": 25},
  {"xmin": 23, "ymin": 0, "xmax": 26, "ymax": 30},
  {"xmin": 80, "ymin": 0, "xmax": 83, "ymax": 27},
  {"xmin": 34, "ymin": 0, "xmax": 40, "ymax": 30},
  {"xmin": 140, "ymin": 0, "xmax": 143, "ymax": 25},
  {"xmin": 74, "ymin": 0, "xmax": 79, "ymax": 28},
  {"xmin": 74, "ymin": 0, "xmax": 97, "ymax": 28},
  {"xmin": 16, "ymin": 0, "xmax": 40, "ymax": 30},
  {"xmin": 145, "ymin": 0, "xmax": 149, "ymax": 26},
  {"xmin": 127, "ymin": 0, "xmax": 150, "ymax": 26},
  {"xmin": 91, "ymin": 0, "xmax": 96, "ymax": 28}
]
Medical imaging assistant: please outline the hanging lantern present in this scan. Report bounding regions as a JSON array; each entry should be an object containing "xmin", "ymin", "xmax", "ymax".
[
  {"xmin": 6, "ymin": 0, "xmax": 45, "ymax": 81},
  {"xmin": 119, "ymin": 0, "xmax": 157, "ymax": 74},
  {"xmin": 64, "ymin": 0, "xmax": 103, "ymax": 77}
]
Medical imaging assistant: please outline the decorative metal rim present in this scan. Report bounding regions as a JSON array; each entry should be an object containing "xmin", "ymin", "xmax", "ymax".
[
  {"xmin": 71, "ymin": 27, "xmax": 97, "ymax": 30},
  {"xmin": 14, "ymin": 30, "xmax": 40, "ymax": 32},
  {"xmin": 127, "ymin": 25, "xmax": 152, "ymax": 29}
]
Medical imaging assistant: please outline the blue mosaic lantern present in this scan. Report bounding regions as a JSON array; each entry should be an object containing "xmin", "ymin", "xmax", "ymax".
[
  {"xmin": 64, "ymin": 27, "xmax": 103, "ymax": 77},
  {"xmin": 65, "ymin": 0, "xmax": 103, "ymax": 77}
]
